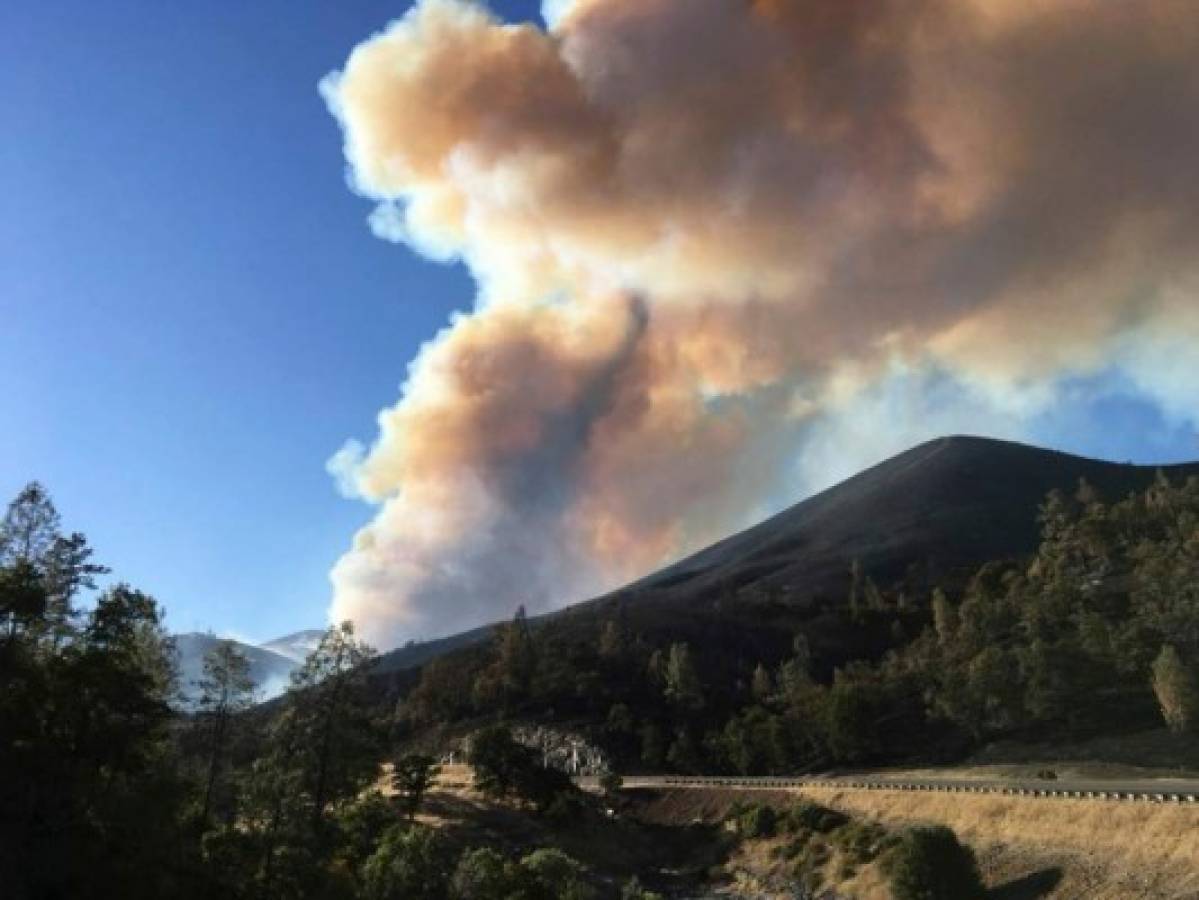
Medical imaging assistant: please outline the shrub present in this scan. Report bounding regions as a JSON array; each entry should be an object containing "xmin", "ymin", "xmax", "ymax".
[
  {"xmin": 451, "ymin": 848, "xmax": 516, "ymax": 900},
  {"xmin": 518, "ymin": 847, "xmax": 596, "ymax": 900},
  {"xmin": 621, "ymin": 876, "xmax": 664, "ymax": 900},
  {"xmin": 785, "ymin": 802, "xmax": 848, "ymax": 835},
  {"xmin": 831, "ymin": 820, "xmax": 888, "ymax": 864},
  {"xmin": 738, "ymin": 803, "xmax": 778, "ymax": 839},
  {"xmin": 360, "ymin": 824, "xmax": 452, "ymax": 900},
  {"xmin": 884, "ymin": 826, "xmax": 985, "ymax": 900},
  {"xmin": 335, "ymin": 791, "xmax": 400, "ymax": 869},
  {"xmin": 467, "ymin": 725, "xmax": 577, "ymax": 814}
]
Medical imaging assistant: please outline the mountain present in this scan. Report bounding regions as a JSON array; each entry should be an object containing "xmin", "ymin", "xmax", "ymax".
[
  {"xmin": 601, "ymin": 434, "xmax": 1199, "ymax": 611},
  {"xmin": 174, "ymin": 633, "xmax": 300, "ymax": 704},
  {"xmin": 374, "ymin": 435, "xmax": 1199, "ymax": 675},
  {"xmin": 260, "ymin": 628, "xmax": 327, "ymax": 664}
]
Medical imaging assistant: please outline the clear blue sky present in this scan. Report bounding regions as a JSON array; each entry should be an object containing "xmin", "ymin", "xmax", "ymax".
[
  {"xmin": 3, "ymin": 1, "xmax": 1195, "ymax": 643},
  {"xmin": 1, "ymin": 0, "xmax": 544, "ymax": 640}
]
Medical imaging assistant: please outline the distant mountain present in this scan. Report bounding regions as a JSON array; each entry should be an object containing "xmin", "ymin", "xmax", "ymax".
[
  {"xmin": 260, "ymin": 629, "xmax": 327, "ymax": 664},
  {"xmin": 174, "ymin": 633, "xmax": 300, "ymax": 704},
  {"xmin": 373, "ymin": 435, "xmax": 1199, "ymax": 676}
]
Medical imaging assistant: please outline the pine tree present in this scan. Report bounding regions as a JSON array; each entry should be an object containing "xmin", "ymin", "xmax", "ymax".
[
  {"xmin": 289, "ymin": 623, "xmax": 379, "ymax": 829},
  {"xmin": 496, "ymin": 605, "xmax": 537, "ymax": 705},
  {"xmin": 254, "ymin": 622, "xmax": 380, "ymax": 886},
  {"xmin": 791, "ymin": 632, "xmax": 812, "ymax": 675},
  {"xmin": 0, "ymin": 482, "xmax": 59, "ymax": 565},
  {"xmin": 663, "ymin": 642, "xmax": 703, "ymax": 710},
  {"xmin": 932, "ymin": 588, "xmax": 958, "ymax": 645},
  {"xmin": 848, "ymin": 559, "xmax": 864, "ymax": 621},
  {"xmin": 751, "ymin": 663, "xmax": 773, "ymax": 702},
  {"xmin": 598, "ymin": 619, "xmax": 626, "ymax": 661},
  {"xmin": 195, "ymin": 639, "xmax": 257, "ymax": 825},
  {"xmin": 392, "ymin": 753, "xmax": 441, "ymax": 821},
  {"xmin": 0, "ymin": 483, "xmax": 105, "ymax": 643}
]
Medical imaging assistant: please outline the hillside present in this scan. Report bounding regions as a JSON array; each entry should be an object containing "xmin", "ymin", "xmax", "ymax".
[
  {"xmin": 372, "ymin": 434, "xmax": 1199, "ymax": 779},
  {"xmin": 377, "ymin": 435, "xmax": 1199, "ymax": 675},
  {"xmin": 259, "ymin": 628, "xmax": 326, "ymax": 663},
  {"xmin": 175, "ymin": 631, "xmax": 303, "ymax": 703},
  {"xmin": 600, "ymin": 435, "xmax": 1199, "ymax": 610}
]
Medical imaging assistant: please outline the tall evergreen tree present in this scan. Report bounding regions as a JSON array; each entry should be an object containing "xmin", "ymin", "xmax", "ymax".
[
  {"xmin": 663, "ymin": 642, "xmax": 703, "ymax": 710},
  {"xmin": 195, "ymin": 639, "xmax": 257, "ymax": 826},
  {"xmin": 252, "ymin": 621, "xmax": 381, "ymax": 890}
]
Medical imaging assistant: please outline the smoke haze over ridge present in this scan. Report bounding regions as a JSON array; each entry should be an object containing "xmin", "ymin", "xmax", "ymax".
[{"xmin": 321, "ymin": 0, "xmax": 1199, "ymax": 648}]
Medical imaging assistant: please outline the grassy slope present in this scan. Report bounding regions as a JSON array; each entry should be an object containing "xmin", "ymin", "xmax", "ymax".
[
  {"xmin": 384, "ymin": 767, "xmax": 731, "ymax": 896},
  {"xmin": 802, "ymin": 784, "xmax": 1199, "ymax": 900},
  {"xmin": 628, "ymin": 785, "xmax": 1199, "ymax": 899}
]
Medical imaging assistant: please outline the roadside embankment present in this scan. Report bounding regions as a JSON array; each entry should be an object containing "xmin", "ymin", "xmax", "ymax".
[
  {"xmin": 800, "ymin": 784, "xmax": 1199, "ymax": 899},
  {"xmin": 625, "ymin": 785, "xmax": 1199, "ymax": 898}
]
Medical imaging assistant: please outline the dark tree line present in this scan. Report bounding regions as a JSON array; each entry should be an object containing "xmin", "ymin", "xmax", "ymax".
[
  {"xmin": 399, "ymin": 472, "xmax": 1199, "ymax": 775},
  {"xmin": 0, "ymin": 482, "xmax": 627, "ymax": 900}
]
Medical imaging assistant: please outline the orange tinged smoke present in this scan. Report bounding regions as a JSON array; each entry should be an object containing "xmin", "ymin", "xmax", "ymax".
[{"xmin": 322, "ymin": 0, "xmax": 1199, "ymax": 647}]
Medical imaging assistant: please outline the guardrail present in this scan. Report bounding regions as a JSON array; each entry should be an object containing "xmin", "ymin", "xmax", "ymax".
[{"xmin": 600, "ymin": 775, "xmax": 1199, "ymax": 804}]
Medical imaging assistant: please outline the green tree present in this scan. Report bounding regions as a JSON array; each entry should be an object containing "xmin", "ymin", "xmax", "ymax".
[
  {"xmin": 0, "ymin": 482, "xmax": 105, "ymax": 644},
  {"xmin": 0, "ymin": 560, "xmax": 47, "ymax": 637},
  {"xmin": 517, "ymin": 847, "xmax": 595, "ymax": 900},
  {"xmin": 666, "ymin": 728, "xmax": 702, "ymax": 772},
  {"xmin": 452, "ymin": 847, "xmax": 515, "ymax": 899},
  {"xmin": 468, "ymin": 725, "xmax": 528, "ymax": 799},
  {"xmin": 2, "ymin": 582, "xmax": 187, "ymax": 900},
  {"xmin": 496, "ymin": 605, "xmax": 537, "ymax": 704},
  {"xmin": 621, "ymin": 876, "xmax": 665, "ymax": 900},
  {"xmin": 931, "ymin": 588, "xmax": 957, "ymax": 645},
  {"xmin": 884, "ymin": 826, "xmax": 985, "ymax": 900},
  {"xmin": 467, "ymin": 724, "xmax": 573, "ymax": 812},
  {"xmin": 392, "ymin": 752, "xmax": 441, "ymax": 820},
  {"xmin": 334, "ymin": 791, "xmax": 400, "ymax": 873},
  {"xmin": 288, "ymin": 622, "xmax": 379, "ymax": 830},
  {"xmin": 824, "ymin": 671, "xmax": 881, "ymax": 763},
  {"xmin": 639, "ymin": 722, "xmax": 666, "ymax": 768},
  {"xmin": 361, "ymin": 824, "xmax": 451, "ymax": 900},
  {"xmin": 848, "ymin": 559, "xmax": 865, "ymax": 621},
  {"xmin": 195, "ymin": 639, "xmax": 257, "ymax": 826},
  {"xmin": 663, "ymin": 642, "xmax": 703, "ymax": 710},
  {"xmin": 598, "ymin": 618, "xmax": 627, "ymax": 661},
  {"xmin": 751, "ymin": 663, "xmax": 773, "ymax": 702},
  {"xmin": 253, "ymin": 622, "xmax": 381, "ymax": 889}
]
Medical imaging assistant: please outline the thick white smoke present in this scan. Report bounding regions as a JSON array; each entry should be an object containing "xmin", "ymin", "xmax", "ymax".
[{"xmin": 322, "ymin": 0, "xmax": 1199, "ymax": 648}]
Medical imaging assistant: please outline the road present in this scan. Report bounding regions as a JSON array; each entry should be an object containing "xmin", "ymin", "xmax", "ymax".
[{"xmin": 576, "ymin": 773, "xmax": 1199, "ymax": 803}]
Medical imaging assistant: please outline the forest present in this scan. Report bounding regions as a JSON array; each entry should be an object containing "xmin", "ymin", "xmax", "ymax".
[{"xmin": 399, "ymin": 471, "xmax": 1199, "ymax": 773}]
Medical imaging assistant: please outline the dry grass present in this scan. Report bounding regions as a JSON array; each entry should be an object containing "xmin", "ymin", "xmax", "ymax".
[{"xmin": 800, "ymin": 785, "xmax": 1199, "ymax": 899}]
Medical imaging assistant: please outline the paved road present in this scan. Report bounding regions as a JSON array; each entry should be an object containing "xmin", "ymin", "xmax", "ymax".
[{"xmin": 577, "ymin": 773, "xmax": 1199, "ymax": 803}]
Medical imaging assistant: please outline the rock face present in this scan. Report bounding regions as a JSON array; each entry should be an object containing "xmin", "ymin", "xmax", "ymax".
[{"xmin": 512, "ymin": 724, "xmax": 610, "ymax": 776}]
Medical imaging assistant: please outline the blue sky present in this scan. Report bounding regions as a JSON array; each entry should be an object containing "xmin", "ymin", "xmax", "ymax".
[
  {"xmin": 1, "ymin": 0, "xmax": 543, "ymax": 640},
  {"xmin": 3, "ymin": 0, "xmax": 1196, "ymax": 643}
]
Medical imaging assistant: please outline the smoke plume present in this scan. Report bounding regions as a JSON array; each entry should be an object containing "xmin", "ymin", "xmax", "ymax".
[{"xmin": 322, "ymin": 0, "xmax": 1199, "ymax": 648}]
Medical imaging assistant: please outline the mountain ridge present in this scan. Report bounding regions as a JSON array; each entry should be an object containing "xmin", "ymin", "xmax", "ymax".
[{"xmin": 375, "ymin": 435, "xmax": 1199, "ymax": 675}]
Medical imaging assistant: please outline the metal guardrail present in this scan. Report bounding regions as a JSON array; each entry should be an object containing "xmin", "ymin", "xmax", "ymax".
[{"xmin": 590, "ymin": 775, "xmax": 1199, "ymax": 803}]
